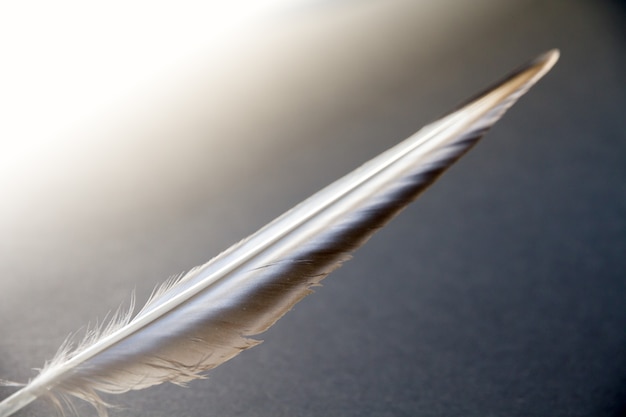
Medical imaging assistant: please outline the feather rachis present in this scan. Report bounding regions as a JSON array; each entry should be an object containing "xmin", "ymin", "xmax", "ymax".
[{"xmin": 0, "ymin": 50, "xmax": 558, "ymax": 417}]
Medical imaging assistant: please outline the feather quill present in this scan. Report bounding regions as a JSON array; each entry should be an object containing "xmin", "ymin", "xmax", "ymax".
[{"xmin": 0, "ymin": 50, "xmax": 558, "ymax": 416}]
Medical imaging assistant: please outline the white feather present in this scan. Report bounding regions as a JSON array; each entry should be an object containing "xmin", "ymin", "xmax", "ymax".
[{"xmin": 0, "ymin": 50, "xmax": 559, "ymax": 417}]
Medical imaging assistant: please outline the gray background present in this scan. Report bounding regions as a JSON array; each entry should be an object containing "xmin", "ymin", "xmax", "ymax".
[{"xmin": 1, "ymin": 0, "xmax": 625, "ymax": 416}]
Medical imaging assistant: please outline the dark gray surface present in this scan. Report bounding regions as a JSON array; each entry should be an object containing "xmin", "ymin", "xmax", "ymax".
[{"xmin": 1, "ymin": 1, "xmax": 625, "ymax": 416}]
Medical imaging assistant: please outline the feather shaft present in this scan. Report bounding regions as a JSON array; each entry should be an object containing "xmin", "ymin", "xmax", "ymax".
[{"xmin": 0, "ymin": 50, "xmax": 558, "ymax": 416}]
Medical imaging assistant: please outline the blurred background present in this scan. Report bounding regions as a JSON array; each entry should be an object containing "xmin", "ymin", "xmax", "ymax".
[{"xmin": 0, "ymin": 0, "xmax": 624, "ymax": 416}]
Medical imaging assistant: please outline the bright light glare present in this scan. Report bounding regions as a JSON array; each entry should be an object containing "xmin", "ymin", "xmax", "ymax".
[{"xmin": 0, "ymin": 0, "xmax": 293, "ymax": 158}]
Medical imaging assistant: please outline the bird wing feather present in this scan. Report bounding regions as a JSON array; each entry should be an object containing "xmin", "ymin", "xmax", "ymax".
[{"xmin": 0, "ymin": 50, "xmax": 559, "ymax": 417}]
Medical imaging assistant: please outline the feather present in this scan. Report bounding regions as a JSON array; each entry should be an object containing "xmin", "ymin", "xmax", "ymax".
[{"xmin": 0, "ymin": 49, "xmax": 559, "ymax": 417}]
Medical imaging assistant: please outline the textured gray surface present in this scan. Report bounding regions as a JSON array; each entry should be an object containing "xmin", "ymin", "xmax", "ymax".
[{"xmin": 1, "ymin": 1, "xmax": 625, "ymax": 416}]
